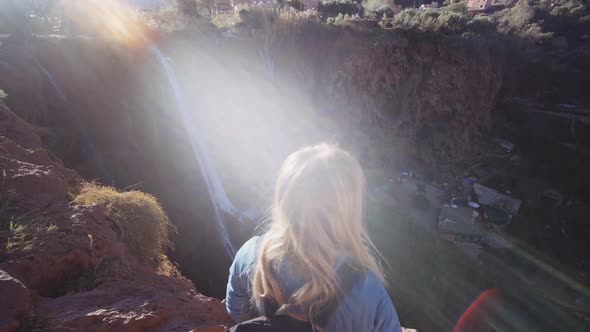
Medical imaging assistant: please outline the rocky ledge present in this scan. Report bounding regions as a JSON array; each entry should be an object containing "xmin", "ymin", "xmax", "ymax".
[{"xmin": 0, "ymin": 100, "xmax": 230, "ymax": 331}]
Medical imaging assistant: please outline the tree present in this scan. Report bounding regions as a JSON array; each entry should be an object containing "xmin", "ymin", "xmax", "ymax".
[
  {"xmin": 196, "ymin": 0, "xmax": 216, "ymax": 17},
  {"xmin": 175, "ymin": 0, "xmax": 199, "ymax": 17}
]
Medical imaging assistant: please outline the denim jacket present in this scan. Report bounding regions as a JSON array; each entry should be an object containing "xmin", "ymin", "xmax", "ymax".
[{"xmin": 225, "ymin": 236, "xmax": 402, "ymax": 332}]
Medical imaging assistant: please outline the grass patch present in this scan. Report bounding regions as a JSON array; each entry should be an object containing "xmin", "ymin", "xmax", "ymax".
[
  {"xmin": 0, "ymin": 170, "xmax": 17, "ymax": 231},
  {"xmin": 156, "ymin": 254, "xmax": 183, "ymax": 277},
  {"xmin": 70, "ymin": 255, "xmax": 129, "ymax": 293},
  {"xmin": 73, "ymin": 183, "xmax": 171, "ymax": 265},
  {"xmin": 5, "ymin": 224, "xmax": 54, "ymax": 254}
]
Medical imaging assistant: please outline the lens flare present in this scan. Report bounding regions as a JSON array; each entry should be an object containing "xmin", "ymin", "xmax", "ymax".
[{"xmin": 61, "ymin": 0, "xmax": 149, "ymax": 47}]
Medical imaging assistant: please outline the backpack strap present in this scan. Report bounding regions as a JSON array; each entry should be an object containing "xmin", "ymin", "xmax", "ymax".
[
  {"xmin": 262, "ymin": 296, "xmax": 280, "ymax": 317},
  {"xmin": 228, "ymin": 265, "xmax": 363, "ymax": 332},
  {"xmin": 310, "ymin": 263, "xmax": 364, "ymax": 328}
]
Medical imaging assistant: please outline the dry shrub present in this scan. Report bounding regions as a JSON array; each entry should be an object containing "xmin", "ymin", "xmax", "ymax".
[
  {"xmin": 156, "ymin": 254, "xmax": 183, "ymax": 277},
  {"xmin": 73, "ymin": 183, "xmax": 171, "ymax": 265}
]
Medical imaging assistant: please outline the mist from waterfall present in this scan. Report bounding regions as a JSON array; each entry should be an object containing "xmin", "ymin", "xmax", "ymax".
[{"xmin": 149, "ymin": 44, "xmax": 238, "ymax": 258}]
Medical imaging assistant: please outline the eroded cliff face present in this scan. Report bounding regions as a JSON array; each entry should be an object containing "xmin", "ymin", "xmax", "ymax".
[
  {"xmin": 260, "ymin": 29, "xmax": 504, "ymax": 172},
  {"xmin": 0, "ymin": 99, "xmax": 231, "ymax": 331}
]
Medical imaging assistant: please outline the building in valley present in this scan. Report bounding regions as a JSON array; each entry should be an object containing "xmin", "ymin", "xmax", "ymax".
[
  {"xmin": 467, "ymin": 0, "xmax": 506, "ymax": 12},
  {"xmin": 419, "ymin": 1, "xmax": 439, "ymax": 10}
]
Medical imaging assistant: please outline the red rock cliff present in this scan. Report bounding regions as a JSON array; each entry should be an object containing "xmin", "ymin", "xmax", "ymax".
[{"xmin": 0, "ymin": 99, "xmax": 231, "ymax": 331}]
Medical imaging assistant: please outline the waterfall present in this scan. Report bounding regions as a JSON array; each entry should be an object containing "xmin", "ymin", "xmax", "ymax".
[{"xmin": 149, "ymin": 45, "xmax": 237, "ymax": 258}]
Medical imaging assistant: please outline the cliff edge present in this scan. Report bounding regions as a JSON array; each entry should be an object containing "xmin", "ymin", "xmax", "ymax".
[{"xmin": 0, "ymin": 99, "xmax": 231, "ymax": 331}]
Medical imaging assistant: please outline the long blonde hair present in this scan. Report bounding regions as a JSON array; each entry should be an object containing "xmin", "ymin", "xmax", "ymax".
[{"xmin": 252, "ymin": 143, "xmax": 385, "ymax": 318}]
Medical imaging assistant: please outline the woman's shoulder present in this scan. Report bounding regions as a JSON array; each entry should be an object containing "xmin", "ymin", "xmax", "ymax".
[
  {"xmin": 231, "ymin": 236, "xmax": 261, "ymax": 271},
  {"xmin": 330, "ymin": 270, "xmax": 401, "ymax": 331},
  {"xmin": 239, "ymin": 236, "xmax": 262, "ymax": 253},
  {"xmin": 350, "ymin": 269, "xmax": 388, "ymax": 301},
  {"xmin": 335, "ymin": 267, "xmax": 389, "ymax": 311}
]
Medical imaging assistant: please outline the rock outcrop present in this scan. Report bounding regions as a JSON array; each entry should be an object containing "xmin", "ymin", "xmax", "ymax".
[
  {"xmin": 0, "ymin": 100, "xmax": 230, "ymax": 331},
  {"xmin": 0, "ymin": 270, "xmax": 33, "ymax": 332},
  {"xmin": 0, "ymin": 39, "xmax": 236, "ymax": 297}
]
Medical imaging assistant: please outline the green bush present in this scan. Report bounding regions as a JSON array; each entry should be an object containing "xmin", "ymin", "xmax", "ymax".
[
  {"xmin": 318, "ymin": 0, "xmax": 364, "ymax": 20},
  {"xmin": 550, "ymin": 0, "xmax": 587, "ymax": 17},
  {"xmin": 498, "ymin": 0, "xmax": 553, "ymax": 42},
  {"xmin": 238, "ymin": 7, "xmax": 279, "ymax": 28},
  {"xmin": 392, "ymin": 8, "xmax": 476, "ymax": 33},
  {"xmin": 380, "ymin": 0, "xmax": 586, "ymax": 42},
  {"xmin": 286, "ymin": 0, "xmax": 305, "ymax": 11},
  {"xmin": 537, "ymin": 0, "xmax": 590, "ymax": 41},
  {"xmin": 196, "ymin": 0, "xmax": 217, "ymax": 17},
  {"xmin": 327, "ymin": 12, "xmax": 360, "ymax": 25},
  {"xmin": 364, "ymin": 0, "xmax": 394, "ymax": 12},
  {"xmin": 211, "ymin": 6, "xmax": 318, "ymax": 29},
  {"xmin": 467, "ymin": 15, "xmax": 497, "ymax": 34},
  {"xmin": 175, "ymin": 0, "xmax": 199, "ymax": 17}
]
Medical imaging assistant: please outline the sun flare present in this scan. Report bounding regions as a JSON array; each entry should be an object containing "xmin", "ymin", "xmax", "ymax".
[{"xmin": 61, "ymin": 0, "xmax": 149, "ymax": 46}]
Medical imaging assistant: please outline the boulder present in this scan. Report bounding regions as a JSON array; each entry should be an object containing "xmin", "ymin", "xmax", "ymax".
[
  {"xmin": 0, "ymin": 270, "xmax": 32, "ymax": 332},
  {"xmin": 0, "ymin": 155, "xmax": 70, "ymax": 210},
  {"xmin": 0, "ymin": 101, "xmax": 79, "ymax": 211},
  {"xmin": 35, "ymin": 272, "xmax": 230, "ymax": 332},
  {"xmin": 0, "ymin": 101, "xmax": 42, "ymax": 149}
]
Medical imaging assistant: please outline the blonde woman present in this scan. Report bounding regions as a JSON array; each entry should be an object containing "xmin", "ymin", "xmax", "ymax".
[{"xmin": 225, "ymin": 143, "xmax": 402, "ymax": 331}]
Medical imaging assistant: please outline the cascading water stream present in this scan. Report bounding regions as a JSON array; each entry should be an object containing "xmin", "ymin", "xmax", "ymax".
[{"xmin": 149, "ymin": 44, "xmax": 238, "ymax": 258}]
